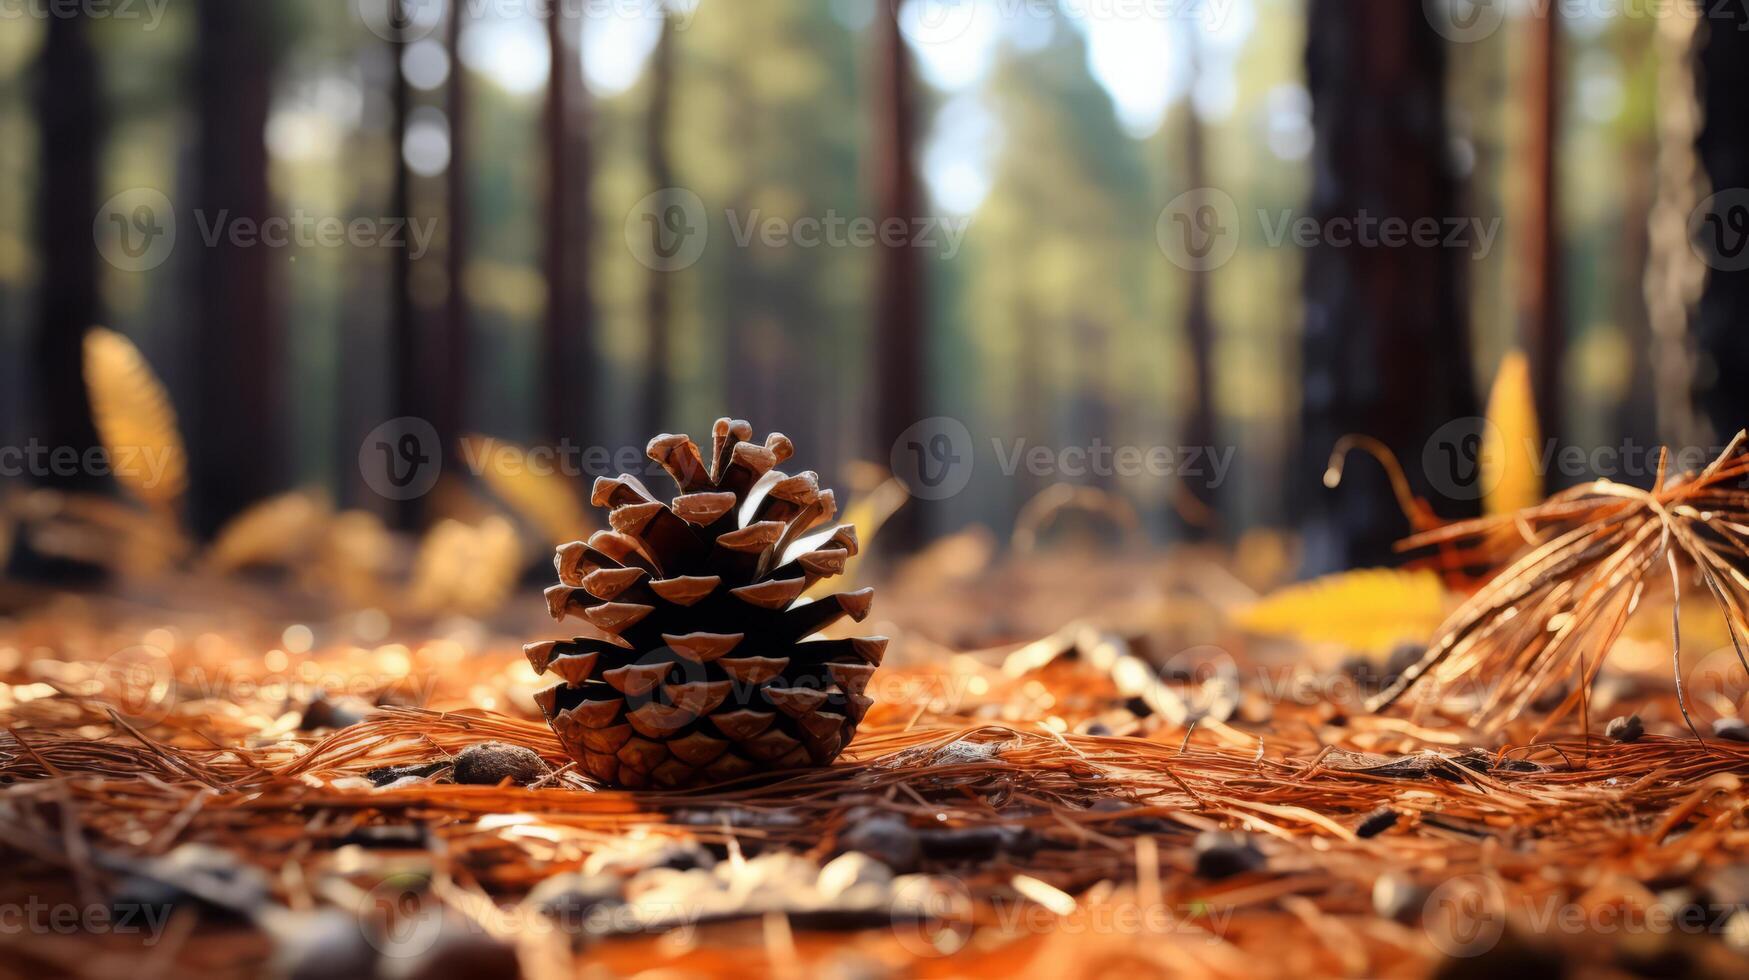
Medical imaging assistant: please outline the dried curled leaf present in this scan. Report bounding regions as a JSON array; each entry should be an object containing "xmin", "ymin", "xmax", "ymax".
[
  {"xmin": 460, "ymin": 435, "xmax": 590, "ymax": 546},
  {"xmin": 205, "ymin": 491, "xmax": 333, "ymax": 573},
  {"xmin": 1234, "ymin": 568, "xmax": 1449, "ymax": 653},
  {"xmin": 1483, "ymin": 350, "xmax": 1543, "ymax": 518},
  {"xmin": 83, "ymin": 327, "xmax": 187, "ymax": 508},
  {"xmin": 405, "ymin": 515, "xmax": 523, "ymax": 617}
]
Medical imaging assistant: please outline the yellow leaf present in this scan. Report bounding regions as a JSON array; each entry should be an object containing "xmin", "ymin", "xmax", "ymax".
[
  {"xmin": 82, "ymin": 327, "xmax": 187, "ymax": 508},
  {"xmin": 801, "ymin": 476, "xmax": 909, "ymax": 600},
  {"xmin": 1482, "ymin": 350, "xmax": 1543, "ymax": 517},
  {"xmin": 1234, "ymin": 568, "xmax": 1449, "ymax": 653},
  {"xmin": 461, "ymin": 434, "xmax": 591, "ymax": 545},
  {"xmin": 205, "ymin": 490, "xmax": 332, "ymax": 573}
]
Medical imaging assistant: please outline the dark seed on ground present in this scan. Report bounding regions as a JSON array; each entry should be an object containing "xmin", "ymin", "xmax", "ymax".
[
  {"xmin": 451, "ymin": 742, "xmax": 552, "ymax": 786},
  {"xmin": 1193, "ymin": 831, "xmax": 1264, "ymax": 880},
  {"xmin": 1356, "ymin": 808, "xmax": 1399, "ymax": 838},
  {"xmin": 1606, "ymin": 714, "xmax": 1643, "ymax": 743}
]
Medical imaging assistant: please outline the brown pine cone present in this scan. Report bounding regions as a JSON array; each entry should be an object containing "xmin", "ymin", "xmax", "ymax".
[{"xmin": 527, "ymin": 419, "xmax": 885, "ymax": 788}]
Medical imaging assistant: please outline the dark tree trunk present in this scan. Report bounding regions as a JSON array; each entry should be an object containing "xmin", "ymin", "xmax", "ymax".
[
  {"xmin": 639, "ymin": 12, "xmax": 675, "ymax": 439},
  {"xmin": 32, "ymin": 13, "xmax": 104, "ymax": 495},
  {"xmin": 872, "ymin": 6, "xmax": 926, "ymax": 550},
  {"xmin": 386, "ymin": 11, "xmax": 419, "ymax": 528},
  {"xmin": 440, "ymin": 4, "xmax": 469, "ymax": 449},
  {"xmin": 1298, "ymin": 0, "xmax": 1479, "ymax": 572},
  {"xmin": 1520, "ymin": 8, "xmax": 1563, "ymax": 452},
  {"xmin": 192, "ymin": 0, "xmax": 281, "ymax": 536},
  {"xmin": 1177, "ymin": 44, "xmax": 1218, "ymax": 532},
  {"xmin": 545, "ymin": 1, "xmax": 595, "ymax": 447},
  {"xmin": 1693, "ymin": 3, "xmax": 1749, "ymax": 437}
]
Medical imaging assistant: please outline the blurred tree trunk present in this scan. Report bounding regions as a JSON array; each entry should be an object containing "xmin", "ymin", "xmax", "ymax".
[
  {"xmin": 639, "ymin": 11, "xmax": 675, "ymax": 438},
  {"xmin": 546, "ymin": 2, "xmax": 595, "ymax": 446},
  {"xmin": 872, "ymin": 5, "xmax": 925, "ymax": 550},
  {"xmin": 386, "ymin": 11, "xmax": 419, "ymax": 527},
  {"xmin": 193, "ymin": 0, "xmax": 281, "ymax": 536},
  {"xmin": 1520, "ymin": 7, "xmax": 1563, "ymax": 454},
  {"xmin": 1298, "ymin": 0, "xmax": 1478, "ymax": 573},
  {"xmin": 32, "ymin": 13, "xmax": 103, "ymax": 495},
  {"xmin": 440, "ymin": 4, "xmax": 469, "ymax": 450},
  {"xmin": 1693, "ymin": 3, "xmax": 1749, "ymax": 436},
  {"xmin": 1176, "ymin": 38, "xmax": 1218, "ymax": 533}
]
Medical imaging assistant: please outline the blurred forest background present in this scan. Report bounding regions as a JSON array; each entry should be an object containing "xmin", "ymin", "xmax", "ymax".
[{"xmin": 2, "ymin": 0, "xmax": 1748, "ymax": 585}]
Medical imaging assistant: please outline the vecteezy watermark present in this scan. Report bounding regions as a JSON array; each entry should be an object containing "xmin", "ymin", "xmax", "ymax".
[
  {"xmin": 1691, "ymin": 188, "xmax": 1749, "ymax": 273},
  {"xmin": 356, "ymin": 0, "xmax": 702, "ymax": 45},
  {"xmin": 0, "ymin": 897, "xmax": 173, "ymax": 944},
  {"xmin": 68, "ymin": 643, "xmax": 439, "ymax": 727},
  {"xmin": 1423, "ymin": 418, "xmax": 1740, "ymax": 501},
  {"xmin": 1426, "ymin": 0, "xmax": 1749, "ymax": 45},
  {"xmin": 624, "ymin": 188, "xmax": 970, "ymax": 272},
  {"xmin": 192, "ymin": 211, "xmax": 438, "ymax": 261},
  {"xmin": 890, "ymin": 873, "xmax": 1234, "ymax": 958},
  {"xmin": 0, "ymin": 0, "xmax": 170, "ymax": 29},
  {"xmin": 886, "ymin": 419, "xmax": 1237, "ymax": 502},
  {"xmin": 0, "ymin": 440, "xmax": 180, "ymax": 489},
  {"xmin": 95, "ymin": 189, "xmax": 437, "ymax": 273},
  {"xmin": 1422, "ymin": 873, "xmax": 1749, "ymax": 958},
  {"xmin": 95, "ymin": 188, "xmax": 176, "ymax": 273},
  {"xmin": 890, "ymin": 417, "xmax": 977, "ymax": 502},
  {"xmin": 891, "ymin": 0, "xmax": 1235, "ymax": 47},
  {"xmin": 1157, "ymin": 187, "xmax": 1502, "ymax": 272},
  {"xmin": 359, "ymin": 417, "xmax": 443, "ymax": 502},
  {"xmin": 992, "ymin": 439, "xmax": 1236, "ymax": 485}
]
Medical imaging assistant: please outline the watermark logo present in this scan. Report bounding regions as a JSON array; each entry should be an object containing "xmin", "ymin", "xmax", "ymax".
[
  {"xmin": 358, "ymin": 0, "xmax": 444, "ymax": 44},
  {"xmin": 890, "ymin": 874, "xmax": 974, "ymax": 957},
  {"xmin": 1423, "ymin": 874, "xmax": 1508, "ymax": 958},
  {"xmin": 360, "ymin": 417, "xmax": 443, "ymax": 501},
  {"xmin": 1685, "ymin": 646, "xmax": 1749, "ymax": 713},
  {"xmin": 1422, "ymin": 416, "xmax": 1500, "ymax": 501},
  {"xmin": 95, "ymin": 188, "xmax": 176, "ymax": 273},
  {"xmin": 892, "ymin": 0, "xmax": 980, "ymax": 46},
  {"xmin": 362, "ymin": 873, "xmax": 445, "ymax": 959},
  {"xmin": 0, "ymin": 0, "xmax": 171, "ymax": 29},
  {"xmin": 91, "ymin": 644, "xmax": 175, "ymax": 725},
  {"xmin": 890, "ymin": 417, "xmax": 975, "ymax": 502},
  {"xmin": 1423, "ymin": 0, "xmax": 1507, "ymax": 44},
  {"xmin": 1690, "ymin": 188, "xmax": 1749, "ymax": 273},
  {"xmin": 626, "ymin": 187, "xmax": 709, "ymax": 272},
  {"xmin": 1158, "ymin": 187, "xmax": 1239, "ymax": 273}
]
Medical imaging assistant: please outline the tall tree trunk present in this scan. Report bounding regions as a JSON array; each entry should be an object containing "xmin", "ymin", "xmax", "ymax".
[
  {"xmin": 640, "ymin": 11, "xmax": 675, "ymax": 438},
  {"xmin": 386, "ymin": 5, "xmax": 421, "ymax": 527},
  {"xmin": 193, "ymin": 0, "xmax": 280, "ymax": 536},
  {"xmin": 1520, "ymin": 7, "xmax": 1563, "ymax": 452},
  {"xmin": 872, "ymin": 6, "xmax": 925, "ymax": 551},
  {"xmin": 440, "ymin": 3, "xmax": 469, "ymax": 450},
  {"xmin": 1177, "ymin": 35, "xmax": 1218, "ymax": 533},
  {"xmin": 1693, "ymin": 3, "xmax": 1749, "ymax": 437},
  {"xmin": 33, "ymin": 13, "xmax": 103, "ymax": 495},
  {"xmin": 545, "ymin": 1, "xmax": 595, "ymax": 447},
  {"xmin": 1298, "ymin": 0, "xmax": 1478, "ymax": 573}
]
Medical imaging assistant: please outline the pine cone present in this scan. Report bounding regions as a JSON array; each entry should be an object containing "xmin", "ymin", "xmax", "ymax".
[{"xmin": 527, "ymin": 420, "xmax": 884, "ymax": 788}]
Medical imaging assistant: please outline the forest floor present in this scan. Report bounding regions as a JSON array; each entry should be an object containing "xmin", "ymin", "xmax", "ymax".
[{"xmin": 1, "ymin": 543, "xmax": 1748, "ymax": 979}]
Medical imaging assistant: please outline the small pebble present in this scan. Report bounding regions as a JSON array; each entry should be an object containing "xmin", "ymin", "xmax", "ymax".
[
  {"xmin": 523, "ymin": 872, "xmax": 625, "ymax": 940},
  {"xmin": 838, "ymin": 815, "xmax": 922, "ymax": 874},
  {"xmin": 1606, "ymin": 714, "xmax": 1643, "ymax": 743},
  {"xmin": 1712, "ymin": 718, "xmax": 1749, "ymax": 743},
  {"xmin": 299, "ymin": 693, "xmax": 372, "ymax": 731},
  {"xmin": 451, "ymin": 742, "xmax": 552, "ymax": 786},
  {"xmin": 1192, "ymin": 831, "xmax": 1264, "ymax": 880},
  {"xmin": 1371, "ymin": 872, "xmax": 1426, "ymax": 923},
  {"xmin": 1355, "ymin": 808, "xmax": 1399, "ymax": 839}
]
